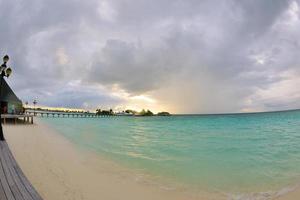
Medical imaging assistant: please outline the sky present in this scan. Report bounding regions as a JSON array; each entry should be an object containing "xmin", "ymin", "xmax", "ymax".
[{"xmin": 0, "ymin": 0, "xmax": 300, "ymax": 114}]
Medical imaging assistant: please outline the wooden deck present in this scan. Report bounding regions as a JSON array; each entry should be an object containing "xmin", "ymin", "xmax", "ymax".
[
  {"xmin": 0, "ymin": 141, "xmax": 42, "ymax": 200},
  {"xmin": 1, "ymin": 115, "xmax": 34, "ymax": 124}
]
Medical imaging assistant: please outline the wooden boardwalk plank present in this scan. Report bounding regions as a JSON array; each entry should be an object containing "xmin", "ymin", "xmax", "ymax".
[
  {"xmin": 0, "ymin": 141, "xmax": 43, "ymax": 200},
  {"xmin": 3, "ymin": 143, "xmax": 42, "ymax": 200},
  {"xmin": 0, "ymin": 163, "xmax": 14, "ymax": 200},
  {"xmin": 1, "ymin": 143, "xmax": 34, "ymax": 200},
  {"xmin": 0, "ymin": 143, "xmax": 24, "ymax": 200},
  {"xmin": 0, "ymin": 179, "xmax": 7, "ymax": 200},
  {"xmin": 0, "ymin": 157, "xmax": 11, "ymax": 200}
]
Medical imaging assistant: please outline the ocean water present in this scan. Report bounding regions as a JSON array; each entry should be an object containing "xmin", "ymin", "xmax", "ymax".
[{"xmin": 41, "ymin": 110, "xmax": 300, "ymax": 197}]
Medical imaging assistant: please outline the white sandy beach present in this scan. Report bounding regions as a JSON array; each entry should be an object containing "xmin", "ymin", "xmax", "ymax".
[
  {"xmin": 275, "ymin": 188, "xmax": 300, "ymax": 200},
  {"xmin": 3, "ymin": 120, "xmax": 300, "ymax": 200},
  {"xmin": 3, "ymin": 120, "xmax": 223, "ymax": 200}
]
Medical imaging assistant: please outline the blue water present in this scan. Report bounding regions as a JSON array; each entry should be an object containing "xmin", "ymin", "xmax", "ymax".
[{"xmin": 41, "ymin": 110, "xmax": 300, "ymax": 195}]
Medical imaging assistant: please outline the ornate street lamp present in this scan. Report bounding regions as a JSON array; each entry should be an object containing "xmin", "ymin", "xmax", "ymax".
[
  {"xmin": 0, "ymin": 55, "xmax": 12, "ymax": 141},
  {"xmin": 33, "ymin": 99, "xmax": 37, "ymax": 116}
]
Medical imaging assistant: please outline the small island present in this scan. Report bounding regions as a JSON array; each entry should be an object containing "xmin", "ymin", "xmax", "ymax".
[
  {"xmin": 157, "ymin": 112, "xmax": 171, "ymax": 116},
  {"xmin": 138, "ymin": 109, "xmax": 154, "ymax": 116}
]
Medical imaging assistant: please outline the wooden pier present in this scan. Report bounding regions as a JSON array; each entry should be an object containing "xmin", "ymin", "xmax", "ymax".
[
  {"xmin": 1, "ymin": 115, "xmax": 34, "ymax": 124},
  {"xmin": 25, "ymin": 111, "xmax": 111, "ymax": 118},
  {"xmin": 0, "ymin": 141, "xmax": 43, "ymax": 200}
]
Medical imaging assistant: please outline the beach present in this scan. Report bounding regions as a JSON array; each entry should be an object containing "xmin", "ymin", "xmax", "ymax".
[
  {"xmin": 276, "ymin": 189, "xmax": 300, "ymax": 200},
  {"xmin": 3, "ymin": 120, "xmax": 221, "ymax": 200},
  {"xmin": 3, "ymin": 117, "xmax": 300, "ymax": 200}
]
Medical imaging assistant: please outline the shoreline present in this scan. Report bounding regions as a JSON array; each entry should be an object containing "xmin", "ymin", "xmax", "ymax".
[
  {"xmin": 3, "ymin": 120, "xmax": 221, "ymax": 200},
  {"xmin": 3, "ymin": 120, "xmax": 300, "ymax": 200}
]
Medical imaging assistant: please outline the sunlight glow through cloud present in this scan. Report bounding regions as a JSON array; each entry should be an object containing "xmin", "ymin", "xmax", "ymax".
[{"xmin": 1, "ymin": 0, "xmax": 300, "ymax": 114}]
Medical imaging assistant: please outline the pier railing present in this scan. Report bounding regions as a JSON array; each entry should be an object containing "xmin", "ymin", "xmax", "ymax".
[{"xmin": 25, "ymin": 110, "xmax": 112, "ymax": 118}]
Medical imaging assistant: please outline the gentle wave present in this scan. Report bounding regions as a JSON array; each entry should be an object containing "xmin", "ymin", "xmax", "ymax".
[{"xmin": 228, "ymin": 183, "xmax": 300, "ymax": 200}]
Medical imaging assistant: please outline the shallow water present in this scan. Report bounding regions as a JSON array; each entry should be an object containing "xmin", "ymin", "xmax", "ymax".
[{"xmin": 41, "ymin": 110, "xmax": 300, "ymax": 197}]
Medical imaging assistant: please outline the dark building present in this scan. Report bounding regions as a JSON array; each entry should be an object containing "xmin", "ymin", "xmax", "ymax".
[{"xmin": 0, "ymin": 77, "xmax": 22, "ymax": 114}]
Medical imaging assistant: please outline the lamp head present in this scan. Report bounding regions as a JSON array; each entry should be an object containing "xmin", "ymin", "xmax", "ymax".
[
  {"xmin": 3, "ymin": 55, "xmax": 9, "ymax": 63},
  {"xmin": 0, "ymin": 63, "xmax": 6, "ymax": 70},
  {"xmin": 5, "ymin": 67, "xmax": 12, "ymax": 77}
]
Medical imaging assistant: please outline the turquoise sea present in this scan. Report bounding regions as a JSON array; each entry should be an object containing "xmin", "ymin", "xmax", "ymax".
[{"xmin": 41, "ymin": 110, "xmax": 300, "ymax": 198}]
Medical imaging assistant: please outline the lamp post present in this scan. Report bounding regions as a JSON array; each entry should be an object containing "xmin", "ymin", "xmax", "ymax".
[
  {"xmin": 0, "ymin": 55, "xmax": 12, "ymax": 141},
  {"xmin": 33, "ymin": 99, "xmax": 37, "ymax": 116}
]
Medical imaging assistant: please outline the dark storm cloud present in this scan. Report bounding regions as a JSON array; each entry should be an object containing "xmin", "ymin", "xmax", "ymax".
[{"xmin": 0, "ymin": 0, "xmax": 299, "ymax": 113}]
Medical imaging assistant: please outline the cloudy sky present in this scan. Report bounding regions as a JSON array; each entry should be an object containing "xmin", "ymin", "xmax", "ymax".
[{"xmin": 0, "ymin": 0, "xmax": 300, "ymax": 114}]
